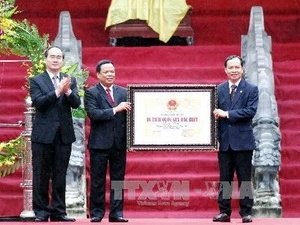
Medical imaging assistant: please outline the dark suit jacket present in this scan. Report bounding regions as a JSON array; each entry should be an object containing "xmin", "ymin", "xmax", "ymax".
[
  {"xmin": 84, "ymin": 84, "xmax": 127, "ymax": 150},
  {"xmin": 30, "ymin": 71, "xmax": 81, "ymax": 144},
  {"xmin": 217, "ymin": 78, "xmax": 259, "ymax": 151}
]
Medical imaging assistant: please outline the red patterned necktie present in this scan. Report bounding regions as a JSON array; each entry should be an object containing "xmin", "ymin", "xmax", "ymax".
[{"xmin": 106, "ymin": 88, "xmax": 114, "ymax": 106}]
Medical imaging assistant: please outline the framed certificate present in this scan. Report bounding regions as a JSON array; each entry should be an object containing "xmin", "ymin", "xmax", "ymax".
[{"xmin": 127, "ymin": 84, "xmax": 218, "ymax": 151}]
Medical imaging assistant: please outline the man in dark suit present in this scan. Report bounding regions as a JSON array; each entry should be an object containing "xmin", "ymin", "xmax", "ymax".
[
  {"xmin": 213, "ymin": 55, "xmax": 259, "ymax": 223},
  {"xmin": 84, "ymin": 60, "xmax": 131, "ymax": 223},
  {"xmin": 30, "ymin": 46, "xmax": 81, "ymax": 222}
]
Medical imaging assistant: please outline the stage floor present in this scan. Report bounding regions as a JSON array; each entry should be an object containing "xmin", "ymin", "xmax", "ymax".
[{"xmin": 0, "ymin": 218, "xmax": 299, "ymax": 224}]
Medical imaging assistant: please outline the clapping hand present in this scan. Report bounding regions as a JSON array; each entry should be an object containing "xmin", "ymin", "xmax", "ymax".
[{"xmin": 56, "ymin": 76, "xmax": 71, "ymax": 95}]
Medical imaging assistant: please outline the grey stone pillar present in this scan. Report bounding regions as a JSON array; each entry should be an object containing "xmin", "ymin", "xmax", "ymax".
[{"xmin": 241, "ymin": 6, "xmax": 282, "ymax": 217}]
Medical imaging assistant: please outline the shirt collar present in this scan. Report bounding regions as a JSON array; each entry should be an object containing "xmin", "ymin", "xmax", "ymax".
[
  {"xmin": 229, "ymin": 78, "xmax": 241, "ymax": 88},
  {"xmin": 47, "ymin": 70, "xmax": 60, "ymax": 79},
  {"xmin": 100, "ymin": 83, "xmax": 113, "ymax": 92}
]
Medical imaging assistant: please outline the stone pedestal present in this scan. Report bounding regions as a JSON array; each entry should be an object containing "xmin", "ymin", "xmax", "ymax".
[{"xmin": 252, "ymin": 206, "xmax": 282, "ymax": 218}]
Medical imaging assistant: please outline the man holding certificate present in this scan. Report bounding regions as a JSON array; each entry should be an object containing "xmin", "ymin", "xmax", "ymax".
[
  {"xmin": 84, "ymin": 60, "xmax": 131, "ymax": 223},
  {"xmin": 213, "ymin": 55, "xmax": 259, "ymax": 223}
]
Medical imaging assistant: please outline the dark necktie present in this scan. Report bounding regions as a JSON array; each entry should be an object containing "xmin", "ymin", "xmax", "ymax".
[
  {"xmin": 106, "ymin": 88, "xmax": 114, "ymax": 106},
  {"xmin": 230, "ymin": 84, "xmax": 237, "ymax": 101},
  {"xmin": 52, "ymin": 76, "xmax": 58, "ymax": 89}
]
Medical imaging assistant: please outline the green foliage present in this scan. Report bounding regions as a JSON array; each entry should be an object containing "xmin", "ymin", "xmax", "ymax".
[
  {"xmin": 4, "ymin": 19, "xmax": 48, "ymax": 58},
  {"xmin": 72, "ymin": 105, "xmax": 87, "ymax": 119},
  {"xmin": 0, "ymin": 136, "xmax": 23, "ymax": 177},
  {"xmin": 62, "ymin": 63, "xmax": 89, "ymax": 119}
]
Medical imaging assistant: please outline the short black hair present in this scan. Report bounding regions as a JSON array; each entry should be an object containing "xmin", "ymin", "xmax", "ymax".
[
  {"xmin": 96, "ymin": 60, "xmax": 114, "ymax": 73},
  {"xmin": 224, "ymin": 55, "xmax": 243, "ymax": 67},
  {"xmin": 44, "ymin": 46, "xmax": 65, "ymax": 59}
]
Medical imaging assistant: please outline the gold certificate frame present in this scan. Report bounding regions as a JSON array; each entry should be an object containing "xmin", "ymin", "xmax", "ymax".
[{"xmin": 127, "ymin": 84, "xmax": 218, "ymax": 151}]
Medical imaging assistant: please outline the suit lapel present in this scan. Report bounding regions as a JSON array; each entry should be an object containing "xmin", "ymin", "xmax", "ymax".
[
  {"xmin": 112, "ymin": 86, "xmax": 120, "ymax": 105},
  {"xmin": 97, "ymin": 84, "xmax": 114, "ymax": 107},
  {"xmin": 221, "ymin": 82, "xmax": 231, "ymax": 107},
  {"xmin": 42, "ymin": 72, "xmax": 55, "ymax": 91}
]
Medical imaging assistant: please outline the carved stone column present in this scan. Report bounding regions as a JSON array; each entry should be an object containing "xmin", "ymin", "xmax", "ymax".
[
  {"xmin": 20, "ymin": 97, "xmax": 35, "ymax": 218},
  {"xmin": 242, "ymin": 6, "xmax": 282, "ymax": 218}
]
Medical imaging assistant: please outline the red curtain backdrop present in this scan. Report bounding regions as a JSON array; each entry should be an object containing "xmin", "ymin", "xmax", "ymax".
[{"xmin": 1, "ymin": 0, "xmax": 300, "ymax": 218}]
